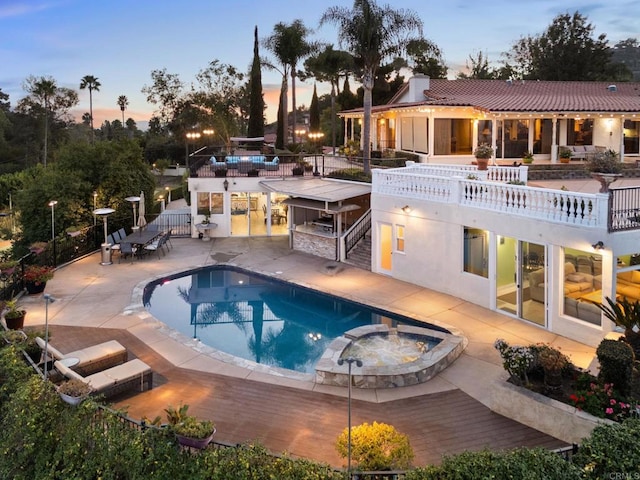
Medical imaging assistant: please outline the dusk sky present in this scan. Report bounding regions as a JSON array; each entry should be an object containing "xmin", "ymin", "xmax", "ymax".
[{"xmin": 1, "ymin": 0, "xmax": 637, "ymax": 129}]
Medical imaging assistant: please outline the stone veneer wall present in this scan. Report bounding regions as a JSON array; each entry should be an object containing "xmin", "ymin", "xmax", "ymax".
[
  {"xmin": 489, "ymin": 373, "xmax": 614, "ymax": 444},
  {"xmin": 292, "ymin": 231, "xmax": 337, "ymax": 260}
]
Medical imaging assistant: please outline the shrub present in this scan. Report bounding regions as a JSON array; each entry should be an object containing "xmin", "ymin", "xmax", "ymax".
[
  {"xmin": 473, "ymin": 143, "xmax": 494, "ymax": 159},
  {"xmin": 335, "ymin": 421, "xmax": 414, "ymax": 471},
  {"xmin": 572, "ymin": 418, "xmax": 640, "ymax": 478},
  {"xmin": 494, "ymin": 339, "xmax": 535, "ymax": 385},
  {"xmin": 596, "ymin": 339, "xmax": 635, "ymax": 395},
  {"xmin": 326, "ymin": 168, "xmax": 372, "ymax": 183},
  {"xmin": 586, "ymin": 149, "xmax": 622, "ymax": 174},
  {"xmin": 406, "ymin": 447, "xmax": 582, "ymax": 480},
  {"xmin": 569, "ymin": 378, "xmax": 635, "ymax": 421}
]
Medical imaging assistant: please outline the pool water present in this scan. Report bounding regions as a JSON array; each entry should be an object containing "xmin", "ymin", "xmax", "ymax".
[{"xmin": 144, "ymin": 266, "xmax": 448, "ymax": 374}]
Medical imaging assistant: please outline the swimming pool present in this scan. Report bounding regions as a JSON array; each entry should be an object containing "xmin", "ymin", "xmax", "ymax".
[{"xmin": 143, "ymin": 266, "xmax": 449, "ymax": 374}]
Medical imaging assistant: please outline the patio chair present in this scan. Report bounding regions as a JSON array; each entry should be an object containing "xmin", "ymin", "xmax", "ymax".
[
  {"xmin": 164, "ymin": 229, "xmax": 173, "ymax": 249},
  {"xmin": 264, "ymin": 156, "xmax": 279, "ymax": 171},
  {"xmin": 55, "ymin": 358, "xmax": 153, "ymax": 399},
  {"xmin": 107, "ymin": 234, "xmax": 121, "ymax": 252},
  {"xmin": 143, "ymin": 233, "xmax": 167, "ymax": 259},
  {"xmin": 118, "ymin": 242, "xmax": 137, "ymax": 263},
  {"xmin": 35, "ymin": 337, "xmax": 128, "ymax": 376}
]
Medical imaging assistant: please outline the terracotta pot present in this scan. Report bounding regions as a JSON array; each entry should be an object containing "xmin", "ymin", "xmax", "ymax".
[
  {"xmin": 5, "ymin": 310, "xmax": 26, "ymax": 330},
  {"xmin": 475, "ymin": 158, "xmax": 489, "ymax": 171}
]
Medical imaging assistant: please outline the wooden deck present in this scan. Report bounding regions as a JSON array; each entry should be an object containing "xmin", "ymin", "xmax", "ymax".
[{"xmin": 47, "ymin": 325, "xmax": 567, "ymax": 468}]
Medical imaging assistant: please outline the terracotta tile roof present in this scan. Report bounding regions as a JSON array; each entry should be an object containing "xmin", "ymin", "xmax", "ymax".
[{"xmin": 343, "ymin": 79, "xmax": 640, "ymax": 114}]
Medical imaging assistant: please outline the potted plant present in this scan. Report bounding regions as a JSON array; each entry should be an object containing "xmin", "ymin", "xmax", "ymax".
[
  {"xmin": 292, "ymin": 161, "xmax": 305, "ymax": 176},
  {"xmin": 522, "ymin": 151, "xmax": 534, "ymax": 164},
  {"xmin": 0, "ymin": 259, "xmax": 18, "ymax": 278},
  {"xmin": 473, "ymin": 143, "xmax": 493, "ymax": 171},
  {"xmin": 4, "ymin": 298, "xmax": 26, "ymax": 330},
  {"xmin": 57, "ymin": 378, "xmax": 92, "ymax": 406},
  {"xmin": 559, "ymin": 147, "xmax": 572, "ymax": 163},
  {"xmin": 23, "ymin": 265, "xmax": 54, "ymax": 294},
  {"xmin": 29, "ymin": 241, "xmax": 48, "ymax": 255},
  {"xmin": 201, "ymin": 211, "xmax": 211, "ymax": 225},
  {"xmin": 165, "ymin": 403, "xmax": 216, "ymax": 449},
  {"xmin": 2, "ymin": 329, "xmax": 27, "ymax": 345},
  {"xmin": 586, "ymin": 149, "xmax": 622, "ymax": 193}
]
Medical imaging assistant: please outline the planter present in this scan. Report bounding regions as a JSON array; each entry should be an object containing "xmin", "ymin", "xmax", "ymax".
[
  {"xmin": 590, "ymin": 172, "xmax": 622, "ymax": 193},
  {"xmin": 176, "ymin": 428, "xmax": 216, "ymax": 449},
  {"xmin": 475, "ymin": 158, "xmax": 489, "ymax": 171},
  {"xmin": 5, "ymin": 310, "xmax": 26, "ymax": 330},
  {"xmin": 58, "ymin": 392, "xmax": 87, "ymax": 406},
  {"xmin": 292, "ymin": 167, "xmax": 304, "ymax": 176},
  {"xmin": 25, "ymin": 281, "xmax": 46, "ymax": 295}
]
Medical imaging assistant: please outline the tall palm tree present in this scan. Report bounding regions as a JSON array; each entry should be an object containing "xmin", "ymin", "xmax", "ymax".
[
  {"xmin": 117, "ymin": 95, "xmax": 129, "ymax": 125},
  {"xmin": 80, "ymin": 75, "xmax": 101, "ymax": 142},
  {"xmin": 264, "ymin": 20, "xmax": 317, "ymax": 144},
  {"xmin": 321, "ymin": 0, "xmax": 423, "ymax": 173},
  {"xmin": 30, "ymin": 77, "xmax": 57, "ymax": 167}
]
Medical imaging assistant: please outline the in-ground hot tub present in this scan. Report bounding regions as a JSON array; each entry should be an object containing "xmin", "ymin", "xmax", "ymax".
[{"xmin": 315, "ymin": 324, "xmax": 467, "ymax": 388}]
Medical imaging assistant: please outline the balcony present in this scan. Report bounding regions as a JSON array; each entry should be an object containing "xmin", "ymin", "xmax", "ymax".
[{"xmin": 373, "ymin": 165, "xmax": 639, "ymax": 232}]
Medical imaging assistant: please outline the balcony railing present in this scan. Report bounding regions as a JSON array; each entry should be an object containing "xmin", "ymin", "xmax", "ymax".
[{"xmin": 373, "ymin": 166, "xmax": 610, "ymax": 230}]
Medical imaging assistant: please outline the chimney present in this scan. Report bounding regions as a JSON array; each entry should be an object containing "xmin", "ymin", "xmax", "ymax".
[{"xmin": 408, "ymin": 75, "xmax": 430, "ymax": 102}]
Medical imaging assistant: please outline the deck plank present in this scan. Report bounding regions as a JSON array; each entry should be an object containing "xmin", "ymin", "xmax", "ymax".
[{"xmin": 46, "ymin": 325, "xmax": 567, "ymax": 468}]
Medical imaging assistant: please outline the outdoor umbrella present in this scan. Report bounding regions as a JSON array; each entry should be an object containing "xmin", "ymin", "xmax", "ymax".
[{"xmin": 137, "ymin": 191, "xmax": 147, "ymax": 227}]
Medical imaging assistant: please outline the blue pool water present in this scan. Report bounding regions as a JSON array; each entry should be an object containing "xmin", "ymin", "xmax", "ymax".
[{"xmin": 144, "ymin": 266, "xmax": 448, "ymax": 374}]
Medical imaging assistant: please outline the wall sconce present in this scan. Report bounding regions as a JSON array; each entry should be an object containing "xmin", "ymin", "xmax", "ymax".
[
  {"xmin": 401, "ymin": 205, "xmax": 411, "ymax": 213},
  {"xmin": 223, "ymin": 179, "xmax": 229, "ymax": 191},
  {"xmin": 592, "ymin": 241, "xmax": 604, "ymax": 250}
]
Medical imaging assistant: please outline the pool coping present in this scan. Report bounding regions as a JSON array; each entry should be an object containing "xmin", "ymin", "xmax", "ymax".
[{"xmin": 127, "ymin": 262, "xmax": 469, "ymax": 399}]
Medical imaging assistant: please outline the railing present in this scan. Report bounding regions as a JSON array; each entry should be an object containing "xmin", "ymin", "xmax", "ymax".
[
  {"xmin": 608, "ymin": 186, "xmax": 640, "ymax": 232},
  {"xmin": 373, "ymin": 169, "xmax": 609, "ymax": 230},
  {"xmin": 146, "ymin": 213, "xmax": 192, "ymax": 237},
  {"xmin": 344, "ymin": 209, "xmax": 371, "ymax": 259},
  {"xmin": 189, "ymin": 153, "xmax": 363, "ymax": 179},
  {"xmin": 401, "ymin": 163, "xmax": 528, "ymax": 184}
]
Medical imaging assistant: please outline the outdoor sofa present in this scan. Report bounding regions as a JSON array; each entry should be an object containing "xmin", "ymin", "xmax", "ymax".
[
  {"xmin": 55, "ymin": 358, "xmax": 153, "ymax": 399},
  {"xmin": 225, "ymin": 155, "xmax": 267, "ymax": 170},
  {"xmin": 36, "ymin": 337, "xmax": 128, "ymax": 376}
]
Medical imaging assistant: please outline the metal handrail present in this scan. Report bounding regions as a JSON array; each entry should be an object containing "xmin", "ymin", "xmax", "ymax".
[{"xmin": 344, "ymin": 209, "xmax": 371, "ymax": 256}]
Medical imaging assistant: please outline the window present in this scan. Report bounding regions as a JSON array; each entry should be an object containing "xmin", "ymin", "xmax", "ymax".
[
  {"xmin": 623, "ymin": 119, "xmax": 639, "ymax": 154},
  {"xmin": 197, "ymin": 192, "xmax": 224, "ymax": 215},
  {"xmin": 567, "ymin": 119, "xmax": 593, "ymax": 146},
  {"xmin": 563, "ymin": 248, "xmax": 601, "ymax": 326},
  {"xmin": 434, "ymin": 119, "xmax": 473, "ymax": 155},
  {"xmin": 463, "ymin": 227, "xmax": 488, "ymax": 277},
  {"xmin": 533, "ymin": 119, "xmax": 553, "ymax": 154},
  {"xmin": 400, "ymin": 117, "xmax": 428, "ymax": 153},
  {"xmin": 396, "ymin": 225, "xmax": 405, "ymax": 252}
]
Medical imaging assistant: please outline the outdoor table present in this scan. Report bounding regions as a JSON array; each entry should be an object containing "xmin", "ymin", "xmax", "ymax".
[
  {"xmin": 120, "ymin": 229, "xmax": 161, "ymax": 248},
  {"xmin": 196, "ymin": 223, "xmax": 217, "ymax": 241}
]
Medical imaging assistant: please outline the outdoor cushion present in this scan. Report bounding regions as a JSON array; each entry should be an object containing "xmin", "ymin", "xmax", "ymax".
[
  {"xmin": 55, "ymin": 358, "xmax": 152, "ymax": 393},
  {"xmin": 36, "ymin": 337, "xmax": 127, "ymax": 375}
]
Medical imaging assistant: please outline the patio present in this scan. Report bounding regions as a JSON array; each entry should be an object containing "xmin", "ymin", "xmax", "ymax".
[{"xmin": 19, "ymin": 236, "xmax": 595, "ymax": 467}]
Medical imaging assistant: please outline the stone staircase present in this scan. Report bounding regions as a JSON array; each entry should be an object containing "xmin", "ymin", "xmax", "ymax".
[{"xmin": 344, "ymin": 232, "xmax": 371, "ymax": 271}]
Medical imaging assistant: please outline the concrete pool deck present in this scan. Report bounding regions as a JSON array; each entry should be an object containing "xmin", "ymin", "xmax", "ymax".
[{"xmin": 14, "ymin": 234, "xmax": 597, "ymax": 465}]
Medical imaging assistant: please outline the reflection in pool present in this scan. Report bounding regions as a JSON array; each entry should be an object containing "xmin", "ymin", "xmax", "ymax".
[{"xmin": 143, "ymin": 266, "xmax": 448, "ymax": 374}]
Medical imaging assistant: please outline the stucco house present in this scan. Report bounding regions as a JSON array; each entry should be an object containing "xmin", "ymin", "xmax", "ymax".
[{"xmin": 339, "ymin": 76, "xmax": 640, "ymax": 346}]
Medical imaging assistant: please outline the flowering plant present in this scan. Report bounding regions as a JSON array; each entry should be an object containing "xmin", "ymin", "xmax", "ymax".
[
  {"xmin": 473, "ymin": 143, "xmax": 494, "ymax": 159},
  {"xmin": 494, "ymin": 339, "xmax": 534, "ymax": 385},
  {"xmin": 569, "ymin": 378, "xmax": 636, "ymax": 421},
  {"xmin": 23, "ymin": 265, "xmax": 54, "ymax": 285}
]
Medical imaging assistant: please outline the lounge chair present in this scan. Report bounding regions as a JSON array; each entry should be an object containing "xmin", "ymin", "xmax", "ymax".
[
  {"xmin": 264, "ymin": 156, "xmax": 279, "ymax": 171},
  {"xmin": 36, "ymin": 337, "xmax": 128, "ymax": 376},
  {"xmin": 55, "ymin": 358, "xmax": 153, "ymax": 399}
]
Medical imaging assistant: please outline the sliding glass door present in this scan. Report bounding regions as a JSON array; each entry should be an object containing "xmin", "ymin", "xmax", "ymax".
[{"xmin": 496, "ymin": 237, "xmax": 546, "ymax": 326}]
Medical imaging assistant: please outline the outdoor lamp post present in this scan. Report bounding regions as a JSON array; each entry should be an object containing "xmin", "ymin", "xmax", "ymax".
[
  {"xmin": 158, "ymin": 195, "xmax": 165, "ymax": 212},
  {"xmin": 125, "ymin": 196, "xmax": 140, "ymax": 229},
  {"xmin": 337, "ymin": 356, "xmax": 362, "ymax": 476},
  {"xmin": 42, "ymin": 293, "xmax": 56, "ymax": 381},
  {"xmin": 308, "ymin": 132, "xmax": 324, "ymax": 176},
  {"xmin": 93, "ymin": 208, "xmax": 115, "ymax": 265},
  {"xmin": 185, "ymin": 131, "xmax": 202, "ymax": 169},
  {"xmin": 93, "ymin": 191, "xmax": 97, "ymax": 226},
  {"xmin": 48, "ymin": 200, "xmax": 57, "ymax": 267}
]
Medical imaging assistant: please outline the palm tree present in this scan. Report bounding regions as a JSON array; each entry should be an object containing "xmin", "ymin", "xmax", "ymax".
[
  {"xmin": 264, "ymin": 20, "xmax": 317, "ymax": 144},
  {"xmin": 117, "ymin": 95, "xmax": 129, "ymax": 125},
  {"xmin": 321, "ymin": 0, "xmax": 423, "ymax": 173},
  {"xmin": 29, "ymin": 77, "xmax": 56, "ymax": 167},
  {"xmin": 79, "ymin": 75, "xmax": 101, "ymax": 143}
]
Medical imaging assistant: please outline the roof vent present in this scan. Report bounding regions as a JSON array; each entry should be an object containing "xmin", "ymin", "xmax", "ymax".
[
  {"xmin": 608, "ymin": 85, "xmax": 617, "ymax": 92},
  {"xmin": 506, "ymin": 79, "xmax": 513, "ymax": 86}
]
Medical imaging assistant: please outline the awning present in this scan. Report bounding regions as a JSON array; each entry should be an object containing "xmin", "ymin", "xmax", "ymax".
[
  {"xmin": 259, "ymin": 178, "xmax": 370, "ymax": 203},
  {"xmin": 281, "ymin": 198, "xmax": 361, "ymax": 213}
]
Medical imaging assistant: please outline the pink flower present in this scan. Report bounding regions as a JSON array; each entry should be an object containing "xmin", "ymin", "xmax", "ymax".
[
  {"xmin": 610, "ymin": 399, "xmax": 617, "ymax": 405},
  {"xmin": 606, "ymin": 408, "xmax": 614, "ymax": 415}
]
